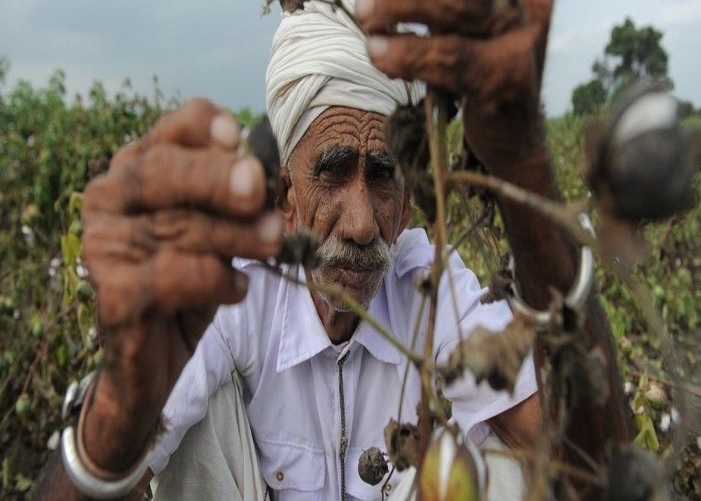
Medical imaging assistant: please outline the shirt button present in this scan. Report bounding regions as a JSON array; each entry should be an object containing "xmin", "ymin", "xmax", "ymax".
[
  {"xmin": 276, "ymin": 471, "xmax": 284, "ymax": 482},
  {"xmin": 384, "ymin": 484, "xmax": 392, "ymax": 493}
]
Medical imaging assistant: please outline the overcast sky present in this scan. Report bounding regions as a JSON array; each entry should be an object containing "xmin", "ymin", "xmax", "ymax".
[{"xmin": 1, "ymin": 0, "xmax": 699, "ymax": 117}]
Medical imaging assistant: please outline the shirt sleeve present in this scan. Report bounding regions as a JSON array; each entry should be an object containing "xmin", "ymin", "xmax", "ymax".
[
  {"xmin": 149, "ymin": 308, "xmax": 241, "ymax": 474},
  {"xmin": 434, "ymin": 252, "xmax": 538, "ymax": 445}
]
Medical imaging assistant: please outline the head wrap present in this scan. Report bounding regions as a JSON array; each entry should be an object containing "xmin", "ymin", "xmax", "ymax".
[{"xmin": 265, "ymin": 0, "xmax": 425, "ymax": 164}]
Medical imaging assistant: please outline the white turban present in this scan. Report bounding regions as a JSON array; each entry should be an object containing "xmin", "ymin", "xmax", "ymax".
[{"xmin": 265, "ymin": 0, "xmax": 425, "ymax": 164}]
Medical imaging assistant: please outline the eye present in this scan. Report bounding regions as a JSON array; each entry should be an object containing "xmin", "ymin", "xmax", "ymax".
[
  {"xmin": 313, "ymin": 147, "xmax": 355, "ymax": 181},
  {"xmin": 367, "ymin": 164, "xmax": 394, "ymax": 181},
  {"xmin": 315, "ymin": 161, "xmax": 351, "ymax": 181},
  {"xmin": 366, "ymin": 155, "xmax": 397, "ymax": 182}
]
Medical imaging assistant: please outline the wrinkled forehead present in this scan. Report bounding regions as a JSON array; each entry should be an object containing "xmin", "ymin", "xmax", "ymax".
[{"xmin": 291, "ymin": 106, "xmax": 390, "ymax": 162}]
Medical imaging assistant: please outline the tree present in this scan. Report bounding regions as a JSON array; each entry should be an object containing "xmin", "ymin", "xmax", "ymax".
[
  {"xmin": 606, "ymin": 18, "xmax": 668, "ymax": 82},
  {"xmin": 571, "ymin": 78, "xmax": 607, "ymax": 116},
  {"xmin": 0, "ymin": 56, "xmax": 8, "ymax": 84},
  {"xmin": 677, "ymin": 99, "xmax": 697, "ymax": 120},
  {"xmin": 570, "ymin": 17, "xmax": 672, "ymax": 115}
]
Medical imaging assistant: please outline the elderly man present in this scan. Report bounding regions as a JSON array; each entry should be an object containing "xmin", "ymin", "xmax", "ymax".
[
  {"xmin": 39, "ymin": 0, "xmax": 630, "ymax": 499},
  {"xmin": 141, "ymin": 3, "xmax": 540, "ymax": 500}
]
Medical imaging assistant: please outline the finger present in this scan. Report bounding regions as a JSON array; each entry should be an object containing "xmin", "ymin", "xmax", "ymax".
[
  {"xmin": 210, "ymin": 113, "xmax": 241, "ymax": 150},
  {"xmin": 143, "ymin": 98, "xmax": 235, "ymax": 149},
  {"xmin": 93, "ymin": 254, "xmax": 250, "ymax": 327},
  {"xmin": 152, "ymin": 251, "xmax": 250, "ymax": 314},
  {"xmin": 147, "ymin": 210, "xmax": 284, "ymax": 257},
  {"xmin": 84, "ymin": 147, "xmax": 268, "ymax": 219},
  {"xmin": 356, "ymin": 0, "xmax": 515, "ymax": 37},
  {"xmin": 85, "ymin": 210, "xmax": 284, "ymax": 261},
  {"xmin": 366, "ymin": 27, "xmax": 540, "ymax": 97},
  {"xmin": 367, "ymin": 33, "xmax": 475, "ymax": 95}
]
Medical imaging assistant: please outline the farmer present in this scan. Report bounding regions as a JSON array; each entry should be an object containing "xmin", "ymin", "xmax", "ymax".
[{"xmin": 40, "ymin": 0, "xmax": 629, "ymax": 499}]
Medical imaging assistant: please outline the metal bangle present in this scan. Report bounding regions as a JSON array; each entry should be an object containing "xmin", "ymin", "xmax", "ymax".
[
  {"xmin": 61, "ymin": 425, "xmax": 153, "ymax": 499},
  {"xmin": 507, "ymin": 213, "xmax": 595, "ymax": 330},
  {"xmin": 60, "ymin": 371, "xmax": 154, "ymax": 499}
]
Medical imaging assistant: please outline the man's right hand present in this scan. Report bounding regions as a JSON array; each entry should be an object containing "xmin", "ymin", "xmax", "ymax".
[{"xmin": 79, "ymin": 98, "xmax": 284, "ymax": 474}]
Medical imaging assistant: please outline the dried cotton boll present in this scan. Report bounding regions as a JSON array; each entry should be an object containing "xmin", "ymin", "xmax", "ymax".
[
  {"xmin": 385, "ymin": 101, "xmax": 437, "ymax": 223},
  {"xmin": 243, "ymin": 116, "xmax": 282, "ymax": 208},
  {"xmin": 358, "ymin": 447, "xmax": 389, "ymax": 486},
  {"xmin": 586, "ymin": 80, "xmax": 699, "ymax": 223},
  {"xmin": 604, "ymin": 445, "xmax": 669, "ymax": 501}
]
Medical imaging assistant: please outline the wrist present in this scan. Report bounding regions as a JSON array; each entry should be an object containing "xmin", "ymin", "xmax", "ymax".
[
  {"xmin": 80, "ymin": 370, "xmax": 161, "ymax": 473},
  {"xmin": 59, "ymin": 370, "xmax": 159, "ymax": 498}
]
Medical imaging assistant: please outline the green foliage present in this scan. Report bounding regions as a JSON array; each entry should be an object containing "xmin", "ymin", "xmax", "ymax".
[
  {"xmin": 0, "ymin": 56, "xmax": 698, "ymax": 498},
  {"xmin": 571, "ymin": 79, "xmax": 607, "ymax": 116},
  {"xmin": 547, "ymin": 115, "xmax": 701, "ymax": 497},
  {"xmin": 678, "ymin": 100, "xmax": 697, "ymax": 120},
  {"xmin": 0, "ymin": 60, "xmax": 259, "ymax": 498},
  {"xmin": 606, "ymin": 18, "xmax": 668, "ymax": 82},
  {"xmin": 408, "ymin": 114, "xmax": 699, "ymax": 497},
  {"xmin": 0, "ymin": 62, "xmax": 173, "ymax": 498},
  {"xmin": 235, "ymin": 106, "xmax": 256, "ymax": 128},
  {"xmin": 571, "ymin": 17, "xmax": 677, "ymax": 116}
]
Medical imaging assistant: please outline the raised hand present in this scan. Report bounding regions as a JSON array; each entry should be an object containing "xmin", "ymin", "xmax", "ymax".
[
  {"xmin": 79, "ymin": 98, "xmax": 284, "ymax": 473},
  {"xmin": 356, "ymin": 0, "xmax": 553, "ymax": 176}
]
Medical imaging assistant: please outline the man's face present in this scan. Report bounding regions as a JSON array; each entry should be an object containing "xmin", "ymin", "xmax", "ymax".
[{"xmin": 282, "ymin": 106, "xmax": 411, "ymax": 311}]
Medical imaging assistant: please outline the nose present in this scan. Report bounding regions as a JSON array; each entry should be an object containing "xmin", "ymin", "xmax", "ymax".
[{"xmin": 338, "ymin": 180, "xmax": 378, "ymax": 246}]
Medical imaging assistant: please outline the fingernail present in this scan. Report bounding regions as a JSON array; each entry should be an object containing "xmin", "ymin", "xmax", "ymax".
[
  {"xmin": 367, "ymin": 36, "xmax": 388, "ymax": 58},
  {"xmin": 258, "ymin": 213, "xmax": 284, "ymax": 244},
  {"xmin": 355, "ymin": 0, "xmax": 373, "ymax": 21},
  {"xmin": 230, "ymin": 159, "xmax": 259, "ymax": 197},
  {"xmin": 211, "ymin": 114, "xmax": 240, "ymax": 149}
]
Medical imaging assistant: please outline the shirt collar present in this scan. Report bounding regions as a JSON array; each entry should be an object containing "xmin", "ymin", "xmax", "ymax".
[
  {"xmin": 353, "ymin": 289, "xmax": 402, "ymax": 366},
  {"xmin": 276, "ymin": 268, "xmax": 402, "ymax": 373}
]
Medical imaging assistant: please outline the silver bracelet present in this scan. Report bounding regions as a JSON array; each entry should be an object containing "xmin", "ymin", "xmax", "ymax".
[
  {"xmin": 61, "ymin": 425, "xmax": 153, "ymax": 499},
  {"xmin": 60, "ymin": 372, "xmax": 154, "ymax": 499},
  {"xmin": 507, "ymin": 213, "xmax": 595, "ymax": 330}
]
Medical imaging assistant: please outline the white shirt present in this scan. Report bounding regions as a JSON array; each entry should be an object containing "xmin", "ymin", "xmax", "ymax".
[{"xmin": 150, "ymin": 228, "xmax": 537, "ymax": 500}]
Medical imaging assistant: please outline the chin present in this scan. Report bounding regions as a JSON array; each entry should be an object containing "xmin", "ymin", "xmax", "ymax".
[{"xmin": 314, "ymin": 271, "xmax": 383, "ymax": 312}]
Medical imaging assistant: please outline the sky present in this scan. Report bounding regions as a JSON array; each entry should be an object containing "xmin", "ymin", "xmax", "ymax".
[{"xmin": 0, "ymin": 0, "xmax": 699, "ymax": 117}]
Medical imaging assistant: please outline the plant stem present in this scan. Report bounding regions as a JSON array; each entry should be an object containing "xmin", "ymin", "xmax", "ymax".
[
  {"xmin": 447, "ymin": 170, "xmax": 592, "ymax": 248},
  {"xmin": 417, "ymin": 92, "xmax": 452, "ymax": 468},
  {"xmin": 628, "ymin": 369, "xmax": 701, "ymax": 400}
]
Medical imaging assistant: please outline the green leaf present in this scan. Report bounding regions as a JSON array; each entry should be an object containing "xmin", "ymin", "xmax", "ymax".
[
  {"xmin": 14, "ymin": 473, "xmax": 32, "ymax": 493},
  {"xmin": 633, "ymin": 414, "xmax": 660, "ymax": 452}
]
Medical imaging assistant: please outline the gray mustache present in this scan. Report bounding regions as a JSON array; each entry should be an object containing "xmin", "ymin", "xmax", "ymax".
[{"xmin": 315, "ymin": 238, "xmax": 391, "ymax": 271}]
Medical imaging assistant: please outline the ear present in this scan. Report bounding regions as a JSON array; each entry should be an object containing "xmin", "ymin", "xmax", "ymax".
[{"xmin": 277, "ymin": 165, "xmax": 297, "ymax": 232}]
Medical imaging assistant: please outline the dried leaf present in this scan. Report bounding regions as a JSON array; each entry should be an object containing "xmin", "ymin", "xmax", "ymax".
[
  {"xmin": 438, "ymin": 315, "xmax": 536, "ymax": 394},
  {"xmin": 383, "ymin": 419, "xmax": 420, "ymax": 472}
]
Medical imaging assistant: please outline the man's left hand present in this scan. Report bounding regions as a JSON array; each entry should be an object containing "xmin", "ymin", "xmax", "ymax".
[{"xmin": 356, "ymin": 0, "xmax": 553, "ymax": 177}]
